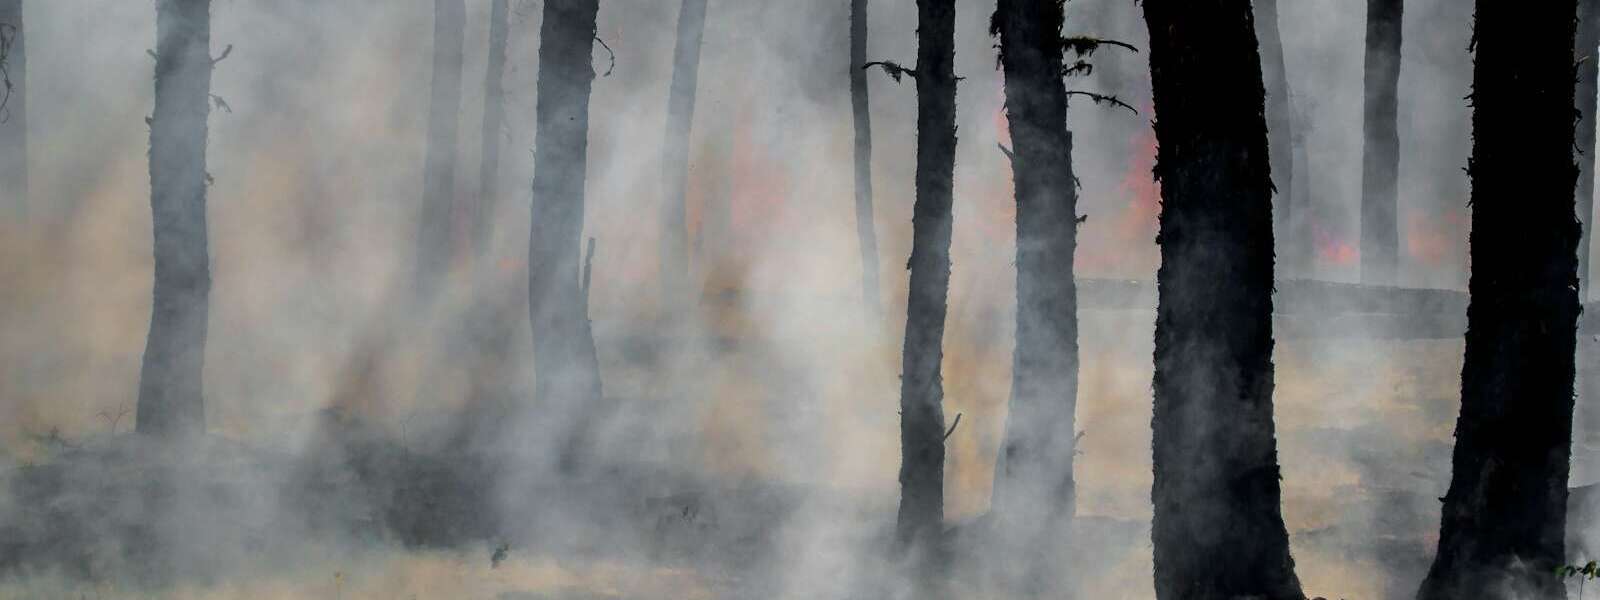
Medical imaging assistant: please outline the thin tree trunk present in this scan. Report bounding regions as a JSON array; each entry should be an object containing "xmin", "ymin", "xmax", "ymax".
[
  {"xmin": 1141, "ymin": 0, "xmax": 1303, "ymax": 597},
  {"xmin": 1577, "ymin": 0, "xmax": 1599, "ymax": 298},
  {"xmin": 660, "ymin": 0, "xmax": 708, "ymax": 309},
  {"xmin": 894, "ymin": 0, "xmax": 956, "ymax": 558},
  {"xmin": 462, "ymin": 0, "xmax": 514, "ymax": 437},
  {"xmin": 0, "ymin": 0, "xmax": 25, "ymax": 215},
  {"xmin": 530, "ymin": 0, "xmax": 605, "ymax": 473},
  {"xmin": 477, "ymin": 0, "xmax": 509, "ymax": 257},
  {"xmin": 990, "ymin": 0, "xmax": 1079, "ymax": 548},
  {"xmin": 1360, "ymin": 0, "xmax": 1402, "ymax": 285},
  {"xmin": 416, "ymin": 0, "xmax": 465, "ymax": 299},
  {"xmin": 1255, "ymin": 0, "xmax": 1296, "ymax": 276},
  {"xmin": 137, "ymin": 0, "xmax": 214, "ymax": 438},
  {"xmin": 850, "ymin": 0, "xmax": 881, "ymax": 316},
  {"xmin": 1416, "ymin": 1, "xmax": 1581, "ymax": 597}
]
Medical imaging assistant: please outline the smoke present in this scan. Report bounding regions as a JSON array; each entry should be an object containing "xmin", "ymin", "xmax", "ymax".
[{"xmin": 1, "ymin": 0, "xmax": 1591, "ymax": 598}]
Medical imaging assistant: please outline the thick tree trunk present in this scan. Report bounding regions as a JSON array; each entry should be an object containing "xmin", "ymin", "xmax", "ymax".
[
  {"xmin": 894, "ymin": 0, "xmax": 956, "ymax": 557},
  {"xmin": 1255, "ymin": 0, "xmax": 1296, "ymax": 276},
  {"xmin": 415, "ymin": 0, "xmax": 465, "ymax": 299},
  {"xmin": 850, "ymin": 0, "xmax": 881, "ymax": 316},
  {"xmin": 137, "ymin": 0, "xmax": 214, "ymax": 438},
  {"xmin": 660, "ymin": 0, "xmax": 707, "ymax": 308},
  {"xmin": 530, "ymin": 0, "xmax": 605, "ymax": 473},
  {"xmin": 1360, "ymin": 0, "xmax": 1402, "ymax": 285},
  {"xmin": 1577, "ymin": 0, "xmax": 1599, "ymax": 297},
  {"xmin": 990, "ymin": 0, "xmax": 1079, "ymax": 549},
  {"xmin": 0, "ymin": 0, "xmax": 24, "ymax": 215},
  {"xmin": 1141, "ymin": 1, "xmax": 1303, "ymax": 598},
  {"xmin": 1415, "ymin": 2, "xmax": 1581, "ymax": 598}
]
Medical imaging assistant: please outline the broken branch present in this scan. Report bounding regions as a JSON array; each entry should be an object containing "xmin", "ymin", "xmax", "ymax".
[
  {"xmin": 943, "ymin": 413, "xmax": 963, "ymax": 441},
  {"xmin": 211, "ymin": 44, "xmax": 233, "ymax": 66},
  {"xmin": 1065, "ymin": 90, "xmax": 1138, "ymax": 115},
  {"xmin": 864, "ymin": 60, "xmax": 917, "ymax": 84}
]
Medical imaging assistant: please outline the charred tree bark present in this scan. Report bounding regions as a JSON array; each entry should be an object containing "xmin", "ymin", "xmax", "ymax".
[
  {"xmin": 1577, "ymin": 0, "xmax": 1599, "ymax": 297},
  {"xmin": 0, "ymin": 0, "xmax": 25, "ymax": 215},
  {"xmin": 1141, "ymin": 0, "xmax": 1303, "ymax": 598},
  {"xmin": 530, "ymin": 0, "xmax": 605, "ymax": 472},
  {"xmin": 990, "ymin": 0, "xmax": 1079, "ymax": 550},
  {"xmin": 1255, "ymin": 0, "xmax": 1297, "ymax": 276},
  {"xmin": 1361, "ymin": 0, "xmax": 1402, "ymax": 285},
  {"xmin": 660, "ymin": 0, "xmax": 707, "ymax": 308},
  {"xmin": 415, "ymin": 0, "xmax": 465, "ymax": 299},
  {"xmin": 137, "ymin": 0, "xmax": 214, "ymax": 438},
  {"xmin": 1416, "ymin": 1, "xmax": 1581, "ymax": 598},
  {"xmin": 894, "ymin": 0, "xmax": 956, "ymax": 557},
  {"xmin": 850, "ymin": 0, "xmax": 882, "ymax": 316}
]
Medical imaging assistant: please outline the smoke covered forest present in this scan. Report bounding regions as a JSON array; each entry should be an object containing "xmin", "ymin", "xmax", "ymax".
[{"xmin": 0, "ymin": 0, "xmax": 1597, "ymax": 598}]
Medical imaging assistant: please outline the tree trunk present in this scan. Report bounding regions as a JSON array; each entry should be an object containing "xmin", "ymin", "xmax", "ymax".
[
  {"xmin": 1255, "ymin": 0, "xmax": 1296, "ymax": 276},
  {"xmin": 530, "ymin": 0, "xmax": 605, "ymax": 473},
  {"xmin": 0, "ymin": 0, "xmax": 25, "ymax": 215},
  {"xmin": 1141, "ymin": 1, "xmax": 1303, "ymax": 598},
  {"xmin": 476, "ymin": 0, "xmax": 509, "ymax": 257},
  {"xmin": 462, "ymin": 0, "xmax": 514, "ymax": 437},
  {"xmin": 1360, "ymin": 0, "xmax": 1402, "ymax": 285},
  {"xmin": 415, "ymin": 0, "xmax": 465, "ymax": 299},
  {"xmin": 894, "ymin": 0, "xmax": 956, "ymax": 557},
  {"xmin": 137, "ymin": 0, "xmax": 214, "ymax": 438},
  {"xmin": 1577, "ymin": 0, "xmax": 1599, "ymax": 298},
  {"xmin": 1415, "ymin": 1, "xmax": 1581, "ymax": 597},
  {"xmin": 850, "ymin": 0, "xmax": 881, "ymax": 316},
  {"xmin": 660, "ymin": 0, "xmax": 707, "ymax": 308},
  {"xmin": 990, "ymin": 0, "xmax": 1079, "ymax": 552}
]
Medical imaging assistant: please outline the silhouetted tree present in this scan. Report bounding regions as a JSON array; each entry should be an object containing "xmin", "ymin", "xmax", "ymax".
[
  {"xmin": 1361, "ymin": 0, "xmax": 1402, "ymax": 284},
  {"xmin": 1416, "ymin": 1, "xmax": 1581, "ymax": 597},
  {"xmin": 876, "ymin": 0, "xmax": 957, "ymax": 559},
  {"xmin": 990, "ymin": 0, "xmax": 1079, "ymax": 555},
  {"xmin": 530, "ymin": 0, "xmax": 605, "ymax": 472},
  {"xmin": 1255, "ymin": 0, "xmax": 1297, "ymax": 275},
  {"xmin": 137, "ymin": 0, "xmax": 216, "ymax": 438},
  {"xmin": 0, "ymin": 0, "xmax": 25, "ymax": 214},
  {"xmin": 660, "ymin": 0, "xmax": 707, "ymax": 308},
  {"xmin": 1577, "ymin": 0, "xmax": 1599, "ymax": 295},
  {"xmin": 415, "ymin": 0, "xmax": 465, "ymax": 298},
  {"xmin": 1141, "ymin": 0, "xmax": 1304, "ymax": 597},
  {"xmin": 850, "ymin": 0, "xmax": 882, "ymax": 315}
]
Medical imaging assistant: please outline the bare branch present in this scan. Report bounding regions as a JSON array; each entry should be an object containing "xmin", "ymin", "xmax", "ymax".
[
  {"xmin": 1062, "ymin": 36, "xmax": 1139, "ymax": 57},
  {"xmin": 864, "ymin": 60, "xmax": 917, "ymax": 84},
  {"xmin": 581, "ymin": 236, "xmax": 597, "ymax": 303},
  {"xmin": 943, "ymin": 413, "xmax": 964, "ymax": 441},
  {"xmin": 1065, "ymin": 90, "xmax": 1138, "ymax": 115},
  {"xmin": 209, "ymin": 93, "xmax": 232, "ymax": 114},
  {"xmin": 211, "ymin": 43, "xmax": 233, "ymax": 66},
  {"xmin": 593, "ymin": 36, "xmax": 616, "ymax": 77},
  {"xmin": 997, "ymin": 143, "xmax": 1015, "ymax": 162}
]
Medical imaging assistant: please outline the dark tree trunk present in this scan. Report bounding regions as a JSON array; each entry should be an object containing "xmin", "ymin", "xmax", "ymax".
[
  {"xmin": 1255, "ymin": 0, "xmax": 1297, "ymax": 276},
  {"xmin": 415, "ymin": 0, "xmax": 465, "ymax": 299},
  {"xmin": 0, "ymin": 0, "xmax": 25, "ymax": 215},
  {"xmin": 1577, "ymin": 0, "xmax": 1599, "ymax": 297},
  {"xmin": 476, "ymin": 0, "xmax": 509, "ymax": 257},
  {"xmin": 850, "ymin": 0, "xmax": 882, "ymax": 316},
  {"xmin": 1360, "ymin": 0, "xmax": 1402, "ymax": 285},
  {"xmin": 990, "ymin": 0, "xmax": 1079, "ymax": 548},
  {"xmin": 1141, "ymin": 1, "xmax": 1303, "ymax": 598},
  {"xmin": 530, "ymin": 0, "xmax": 605, "ymax": 472},
  {"xmin": 660, "ymin": 0, "xmax": 707, "ymax": 308},
  {"xmin": 1415, "ymin": 1, "xmax": 1581, "ymax": 597},
  {"xmin": 137, "ymin": 0, "xmax": 214, "ymax": 438},
  {"xmin": 894, "ymin": 0, "xmax": 956, "ymax": 557}
]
